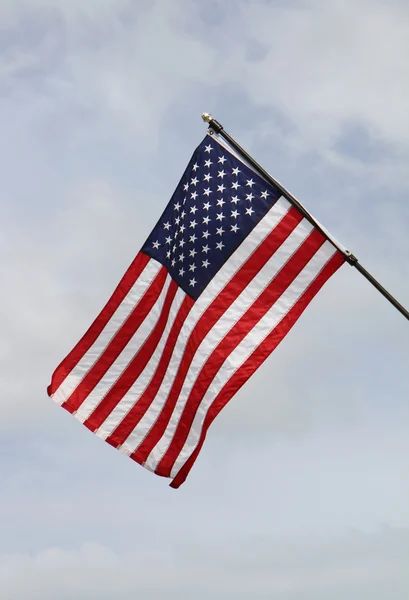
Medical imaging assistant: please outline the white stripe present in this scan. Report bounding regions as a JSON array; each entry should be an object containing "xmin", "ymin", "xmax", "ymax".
[
  {"xmin": 74, "ymin": 274, "xmax": 173, "ymax": 423},
  {"xmin": 168, "ymin": 241, "xmax": 337, "ymax": 477},
  {"xmin": 52, "ymin": 259, "xmax": 162, "ymax": 406},
  {"xmin": 96, "ymin": 287, "xmax": 187, "ymax": 441},
  {"xmin": 120, "ymin": 198, "xmax": 291, "ymax": 455},
  {"xmin": 141, "ymin": 218, "xmax": 314, "ymax": 466}
]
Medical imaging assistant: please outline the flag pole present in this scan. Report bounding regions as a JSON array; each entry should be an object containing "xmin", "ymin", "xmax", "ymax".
[{"xmin": 202, "ymin": 113, "xmax": 409, "ymax": 322}]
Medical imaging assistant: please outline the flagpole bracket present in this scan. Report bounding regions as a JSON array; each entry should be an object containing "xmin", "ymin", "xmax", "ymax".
[{"xmin": 344, "ymin": 250, "xmax": 358, "ymax": 265}]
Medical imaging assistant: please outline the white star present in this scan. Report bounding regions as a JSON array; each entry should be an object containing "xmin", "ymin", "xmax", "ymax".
[
  {"xmin": 179, "ymin": 267, "xmax": 185, "ymax": 276},
  {"xmin": 216, "ymin": 226, "xmax": 225, "ymax": 235},
  {"xmin": 216, "ymin": 212, "xmax": 225, "ymax": 221},
  {"xmin": 246, "ymin": 193, "xmax": 254, "ymax": 201},
  {"xmin": 174, "ymin": 230, "xmax": 179, "ymax": 237},
  {"xmin": 203, "ymin": 173, "xmax": 212, "ymax": 182},
  {"xmin": 202, "ymin": 230, "xmax": 210, "ymax": 239},
  {"xmin": 246, "ymin": 207, "xmax": 254, "ymax": 216},
  {"xmin": 189, "ymin": 248, "xmax": 197, "ymax": 257},
  {"xmin": 232, "ymin": 167, "xmax": 240, "ymax": 176},
  {"xmin": 217, "ymin": 184, "xmax": 226, "ymax": 193},
  {"xmin": 189, "ymin": 278, "xmax": 197, "ymax": 287},
  {"xmin": 190, "ymin": 205, "xmax": 198, "ymax": 214},
  {"xmin": 189, "ymin": 234, "xmax": 197, "ymax": 243},
  {"xmin": 217, "ymin": 170, "xmax": 226, "ymax": 179},
  {"xmin": 231, "ymin": 181, "xmax": 240, "ymax": 190},
  {"xmin": 202, "ymin": 244, "xmax": 210, "ymax": 253},
  {"xmin": 166, "ymin": 250, "xmax": 171, "ymax": 258},
  {"xmin": 203, "ymin": 187, "xmax": 212, "ymax": 196},
  {"xmin": 231, "ymin": 195, "xmax": 240, "ymax": 204},
  {"xmin": 246, "ymin": 179, "xmax": 255, "ymax": 188},
  {"xmin": 174, "ymin": 202, "xmax": 180, "ymax": 211},
  {"xmin": 191, "ymin": 177, "xmax": 199, "ymax": 186},
  {"xmin": 183, "ymin": 183, "xmax": 189, "ymax": 191},
  {"xmin": 231, "ymin": 210, "xmax": 239, "ymax": 219},
  {"xmin": 191, "ymin": 191, "xmax": 198, "ymax": 200},
  {"xmin": 163, "ymin": 222, "xmax": 171, "ymax": 230},
  {"xmin": 261, "ymin": 190, "xmax": 269, "ymax": 199},
  {"xmin": 165, "ymin": 235, "xmax": 172, "ymax": 244},
  {"xmin": 171, "ymin": 259, "xmax": 176, "ymax": 267},
  {"xmin": 175, "ymin": 216, "xmax": 180, "ymax": 225},
  {"xmin": 189, "ymin": 263, "xmax": 197, "ymax": 272},
  {"xmin": 203, "ymin": 201, "xmax": 211, "ymax": 211},
  {"xmin": 216, "ymin": 241, "xmax": 225, "ymax": 250},
  {"xmin": 179, "ymin": 239, "xmax": 186, "ymax": 247},
  {"xmin": 181, "ymin": 210, "xmax": 186, "ymax": 219},
  {"xmin": 204, "ymin": 144, "xmax": 213, "ymax": 153},
  {"xmin": 204, "ymin": 159, "xmax": 212, "ymax": 167},
  {"xmin": 190, "ymin": 220, "xmax": 197, "ymax": 229},
  {"xmin": 180, "ymin": 224, "xmax": 186, "ymax": 233},
  {"xmin": 192, "ymin": 163, "xmax": 199, "ymax": 171},
  {"xmin": 179, "ymin": 253, "xmax": 185, "ymax": 262},
  {"xmin": 218, "ymin": 155, "xmax": 227, "ymax": 164},
  {"xmin": 202, "ymin": 259, "xmax": 210, "ymax": 268},
  {"xmin": 216, "ymin": 198, "xmax": 225, "ymax": 207},
  {"xmin": 231, "ymin": 224, "xmax": 239, "ymax": 233},
  {"xmin": 203, "ymin": 215, "xmax": 211, "ymax": 225},
  {"xmin": 152, "ymin": 241, "xmax": 160, "ymax": 249}
]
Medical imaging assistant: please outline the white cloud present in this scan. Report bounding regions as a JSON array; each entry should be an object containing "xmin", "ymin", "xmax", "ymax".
[
  {"xmin": 1, "ymin": 528, "xmax": 408, "ymax": 599},
  {"xmin": 226, "ymin": 0, "xmax": 409, "ymax": 150},
  {"xmin": 0, "ymin": 0, "xmax": 126, "ymax": 20},
  {"xmin": 2, "ymin": 0, "xmax": 409, "ymax": 172},
  {"xmin": 0, "ymin": 178, "xmax": 147, "ymax": 427}
]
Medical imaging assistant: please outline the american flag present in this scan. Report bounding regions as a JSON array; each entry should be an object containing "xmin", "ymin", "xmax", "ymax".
[{"xmin": 48, "ymin": 132, "xmax": 344, "ymax": 488}]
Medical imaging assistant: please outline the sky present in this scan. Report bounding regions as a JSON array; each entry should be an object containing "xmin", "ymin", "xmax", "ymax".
[{"xmin": 1, "ymin": 0, "xmax": 409, "ymax": 598}]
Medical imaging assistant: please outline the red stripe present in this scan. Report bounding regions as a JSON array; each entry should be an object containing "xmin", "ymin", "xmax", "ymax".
[
  {"xmin": 130, "ymin": 207, "xmax": 303, "ymax": 464},
  {"xmin": 105, "ymin": 294, "xmax": 194, "ymax": 448},
  {"xmin": 169, "ymin": 250, "xmax": 345, "ymax": 488},
  {"xmin": 62, "ymin": 267, "xmax": 168, "ymax": 415},
  {"xmin": 48, "ymin": 252, "xmax": 150, "ymax": 397},
  {"xmin": 156, "ymin": 230, "xmax": 326, "ymax": 477},
  {"xmin": 83, "ymin": 280, "xmax": 179, "ymax": 433}
]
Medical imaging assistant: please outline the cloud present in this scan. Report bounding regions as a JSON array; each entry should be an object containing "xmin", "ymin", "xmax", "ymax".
[
  {"xmin": 228, "ymin": 0, "xmax": 409, "ymax": 149},
  {"xmin": 1, "ymin": 528, "xmax": 408, "ymax": 599},
  {"xmin": 3, "ymin": 0, "xmax": 409, "ymax": 162},
  {"xmin": 0, "ymin": 178, "xmax": 148, "ymax": 428}
]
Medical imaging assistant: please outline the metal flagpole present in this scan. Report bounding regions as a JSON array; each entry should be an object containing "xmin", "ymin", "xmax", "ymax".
[{"xmin": 202, "ymin": 113, "xmax": 409, "ymax": 322}]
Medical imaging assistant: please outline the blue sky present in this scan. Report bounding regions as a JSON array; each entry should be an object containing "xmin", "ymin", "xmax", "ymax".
[{"xmin": 1, "ymin": 0, "xmax": 409, "ymax": 598}]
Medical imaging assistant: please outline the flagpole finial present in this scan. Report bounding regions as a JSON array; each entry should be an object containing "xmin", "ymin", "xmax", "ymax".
[{"xmin": 201, "ymin": 113, "xmax": 224, "ymax": 134}]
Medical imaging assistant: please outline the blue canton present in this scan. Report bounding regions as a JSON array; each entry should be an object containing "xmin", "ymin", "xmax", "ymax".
[{"xmin": 142, "ymin": 136, "xmax": 282, "ymax": 300}]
